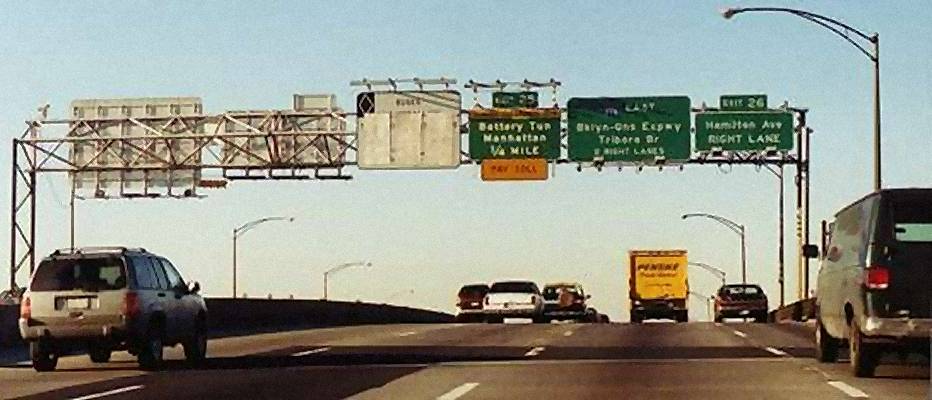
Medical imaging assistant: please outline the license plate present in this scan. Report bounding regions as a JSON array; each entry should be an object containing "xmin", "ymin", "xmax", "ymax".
[
  {"xmin": 739, "ymin": 309, "xmax": 750, "ymax": 315},
  {"xmin": 67, "ymin": 298, "xmax": 91, "ymax": 309}
]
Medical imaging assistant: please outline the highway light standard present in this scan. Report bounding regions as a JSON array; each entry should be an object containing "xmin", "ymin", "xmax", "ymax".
[
  {"xmin": 722, "ymin": 6, "xmax": 882, "ymax": 191},
  {"xmin": 682, "ymin": 213, "xmax": 747, "ymax": 284},
  {"xmin": 688, "ymin": 262, "xmax": 727, "ymax": 286},
  {"xmin": 323, "ymin": 261, "xmax": 372, "ymax": 300},
  {"xmin": 232, "ymin": 216, "xmax": 294, "ymax": 298}
]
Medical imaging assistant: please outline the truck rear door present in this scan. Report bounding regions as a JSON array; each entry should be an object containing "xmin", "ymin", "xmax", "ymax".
[{"xmin": 882, "ymin": 192, "xmax": 932, "ymax": 318}]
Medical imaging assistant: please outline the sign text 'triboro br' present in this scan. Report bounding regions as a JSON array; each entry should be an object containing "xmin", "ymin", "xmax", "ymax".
[{"xmin": 567, "ymin": 96, "xmax": 691, "ymax": 164}]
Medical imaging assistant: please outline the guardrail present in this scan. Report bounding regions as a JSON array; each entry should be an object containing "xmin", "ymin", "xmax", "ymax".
[
  {"xmin": 769, "ymin": 298, "xmax": 817, "ymax": 322},
  {"xmin": 1, "ymin": 298, "xmax": 453, "ymax": 349}
]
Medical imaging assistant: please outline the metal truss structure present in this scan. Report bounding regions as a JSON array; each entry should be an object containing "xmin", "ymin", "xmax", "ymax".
[{"xmin": 8, "ymin": 88, "xmax": 813, "ymax": 299}]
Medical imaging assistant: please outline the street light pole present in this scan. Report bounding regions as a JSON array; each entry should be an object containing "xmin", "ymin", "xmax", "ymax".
[
  {"xmin": 323, "ymin": 261, "xmax": 372, "ymax": 300},
  {"xmin": 722, "ymin": 6, "xmax": 881, "ymax": 191},
  {"xmin": 682, "ymin": 213, "xmax": 747, "ymax": 284},
  {"xmin": 232, "ymin": 216, "xmax": 294, "ymax": 298},
  {"xmin": 688, "ymin": 262, "xmax": 727, "ymax": 285}
]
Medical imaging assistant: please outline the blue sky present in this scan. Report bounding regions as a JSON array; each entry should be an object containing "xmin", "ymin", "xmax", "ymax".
[{"xmin": 1, "ymin": 1, "xmax": 930, "ymax": 320}]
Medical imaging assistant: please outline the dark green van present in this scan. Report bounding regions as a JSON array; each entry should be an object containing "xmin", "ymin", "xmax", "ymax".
[{"xmin": 811, "ymin": 188, "xmax": 932, "ymax": 377}]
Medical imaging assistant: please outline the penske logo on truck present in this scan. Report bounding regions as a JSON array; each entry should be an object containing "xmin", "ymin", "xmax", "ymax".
[{"xmin": 630, "ymin": 251, "xmax": 688, "ymax": 300}]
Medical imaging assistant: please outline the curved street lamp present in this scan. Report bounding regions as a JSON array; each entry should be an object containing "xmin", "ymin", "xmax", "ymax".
[
  {"xmin": 682, "ymin": 213, "xmax": 747, "ymax": 284},
  {"xmin": 688, "ymin": 262, "xmax": 727, "ymax": 286},
  {"xmin": 232, "ymin": 216, "xmax": 294, "ymax": 298},
  {"xmin": 721, "ymin": 6, "xmax": 881, "ymax": 191},
  {"xmin": 323, "ymin": 261, "xmax": 372, "ymax": 300}
]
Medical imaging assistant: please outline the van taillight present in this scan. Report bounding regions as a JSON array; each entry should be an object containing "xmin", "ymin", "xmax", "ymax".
[
  {"xmin": 865, "ymin": 265, "xmax": 890, "ymax": 289},
  {"xmin": 122, "ymin": 292, "xmax": 140, "ymax": 318},
  {"xmin": 20, "ymin": 296, "xmax": 31, "ymax": 320}
]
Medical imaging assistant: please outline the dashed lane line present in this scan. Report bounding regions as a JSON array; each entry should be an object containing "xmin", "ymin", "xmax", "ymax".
[
  {"xmin": 732, "ymin": 330, "xmax": 748, "ymax": 338},
  {"xmin": 71, "ymin": 385, "xmax": 145, "ymax": 400},
  {"xmin": 437, "ymin": 382, "xmax": 480, "ymax": 400},
  {"xmin": 524, "ymin": 346, "xmax": 546, "ymax": 357},
  {"xmin": 563, "ymin": 330, "xmax": 574, "ymax": 337},
  {"xmin": 763, "ymin": 347, "xmax": 788, "ymax": 357},
  {"xmin": 827, "ymin": 381, "xmax": 870, "ymax": 398},
  {"xmin": 291, "ymin": 346, "xmax": 331, "ymax": 357},
  {"xmin": 398, "ymin": 331, "xmax": 418, "ymax": 337}
]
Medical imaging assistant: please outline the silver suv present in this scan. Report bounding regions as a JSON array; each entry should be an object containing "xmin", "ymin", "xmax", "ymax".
[{"xmin": 19, "ymin": 247, "xmax": 208, "ymax": 371}]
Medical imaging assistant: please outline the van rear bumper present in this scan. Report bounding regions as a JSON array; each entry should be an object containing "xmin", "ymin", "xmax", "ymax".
[{"xmin": 862, "ymin": 317, "xmax": 932, "ymax": 339}]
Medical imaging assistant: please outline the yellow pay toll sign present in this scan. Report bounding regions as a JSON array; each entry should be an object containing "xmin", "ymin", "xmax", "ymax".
[{"xmin": 480, "ymin": 159, "xmax": 548, "ymax": 181}]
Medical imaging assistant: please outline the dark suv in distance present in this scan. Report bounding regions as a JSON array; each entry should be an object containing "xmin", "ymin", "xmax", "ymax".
[
  {"xmin": 19, "ymin": 247, "xmax": 208, "ymax": 371},
  {"xmin": 455, "ymin": 284, "xmax": 489, "ymax": 322},
  {"xmin": 713, "ymin": 284, "xmax": 768, "ymax": 323},
  {"xmin": 809, "ymin": 189, "xmax": 932, "ymax": 377}
]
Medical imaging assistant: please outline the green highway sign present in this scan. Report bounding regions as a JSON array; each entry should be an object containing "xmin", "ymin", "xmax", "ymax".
[
  {"xmin": 492, "ymin": 92, "xmax": 539, "ymax": 108},
  {"xmin": 567, "ymin": 96, "xmax": 691, "ymax": 163},
  {"xmin": 720, "ymin": 94, "xmax": 767, "ymax": 111},
  {"xmin": 695, "ymin": 111, "xmax": 794, "ymax": 151},
  {"xmin": 469, "ymin": 108, "xmax": 561, "ymax": 159}
]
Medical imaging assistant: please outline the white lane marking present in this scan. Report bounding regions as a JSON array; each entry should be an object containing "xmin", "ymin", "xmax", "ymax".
[
  {"xmin": 714, "ymin": 322, "xmax": 722, "ymax": 327},
  {"xmin": 732, "ymin": 330, "xmax": 748, "ymax": 338},
  {"xmin": 524, "ymin": 346, "xmax": 546, "ymax": 357},
  {"xmin": 439, "ymin": 357, "xmax": 790, "ymax": 367},
  {"xmin": 71, "ymin": 385, "xmax": 145, "ymax": 400},
  {"xmin": 763, "ymin": 347, "xmax": 788, "ymax": 357},
  {"xmin": 436, "ymin": 382, "xmax": 480, "ymax": 400},
  {"xmin": 563, "ymin": 330, "xmax": 574, "ymax": 337},
  {"xmin": 291, "ymin": 346, "xmax": 331, "ymax": 357},
  {"xmin": 827, "ymin": 381, "xmax": 870, "ymax": 398},
  {"xmin": 398, "ymin": 331, "xmax": 417, "ymax": 337}
]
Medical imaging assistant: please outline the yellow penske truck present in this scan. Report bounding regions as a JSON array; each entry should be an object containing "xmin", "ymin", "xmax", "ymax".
[{"xmin": 628, "ymin": 250, "xmax": 689, "ymax": 323}]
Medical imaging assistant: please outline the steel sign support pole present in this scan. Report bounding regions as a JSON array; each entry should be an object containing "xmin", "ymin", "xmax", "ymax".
[
  {"xmin": 778, "ymin": 165, "xmax": 785, "ymax": 307},
  {"xmin": 232, "ymin": 231, "xmax": 238, "ymax": 299},
  {"xmin": 802, "ymin": 110, "xmax": 812, "ymax": 298},
  {"xmin": 872, "ymin": 34, "xmax": 881, "ymax": 191},
  {"xmin": 740, "ymin": 225, "xmax": 747, "ymax": 284},
  {"xmin": 9, "ymin": 142, "xmax": 18, "ymax": 291}
]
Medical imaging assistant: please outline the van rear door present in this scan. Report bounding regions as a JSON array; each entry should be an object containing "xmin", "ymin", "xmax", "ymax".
[{"xmin": 883, "ymin": 191, "xmax": 932, "ymax": 318}]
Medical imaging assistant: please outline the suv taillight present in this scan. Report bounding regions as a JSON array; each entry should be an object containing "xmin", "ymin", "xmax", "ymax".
[
  {"xmin": 864, "ymin": 264, "xmax": 889, "ymax": 290},
  {"xmin": 20, "ymin": 296, "xmax": 31, "ymax": 320},
  {"xmin": 122, "ymin": 292, "xmax": 140, "ymax": 319}
]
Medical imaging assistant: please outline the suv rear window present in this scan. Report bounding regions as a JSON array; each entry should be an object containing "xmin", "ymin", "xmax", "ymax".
[
  {"xmin": 490, "ymin": 282, "xmax": 537, "ymax": 293},
  {"xmin": 721, "ymin": 285, "xmax": 763, "ymax": 297},
  {"xmin": 458, "ymin": 285, "xmax": 489, "ymax": 297},
  {"xmin": 31, "ymin": 257, "xmax": 127, "ymax": 292},
  {"xmin": 543, "ymin": 286, "xmax": 579, "ymax": 300}
]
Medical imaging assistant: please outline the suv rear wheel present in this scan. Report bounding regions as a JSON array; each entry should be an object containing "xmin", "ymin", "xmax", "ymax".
[
  {"xmin": 137, "ymin": 321, "xmax": 165, "ymax": 370},
  {"xmin": 30, "ymin": 341, "xmax": 57, "ymax": 372},
  {"xmin": 88, "ymin": 343, "xmax": 112, "ymax": 363},
  {"xmin": 815, "ymin": 317, "xmax": 839, "ymax": 363},
  {"xmin": 849, "ymin": 319, "xmax": 879, "ymax": 377}
]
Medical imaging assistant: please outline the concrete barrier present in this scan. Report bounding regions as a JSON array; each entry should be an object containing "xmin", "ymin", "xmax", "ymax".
[
  {"xmin": 204, "ymin": 298, "xmax": 454, "ymax": 334},
  {"xmin": 1, "ymin": 298, "xmax": 453, "ymax": 349},
  {"xmin": 770, "ymin": 297, "xmax": 817, "ymax": 322}
]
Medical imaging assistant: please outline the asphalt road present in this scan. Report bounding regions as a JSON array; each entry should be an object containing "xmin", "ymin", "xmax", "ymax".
[{"xmin": 1, "ymin": 321, "xmax": 928, "ymax": 399}]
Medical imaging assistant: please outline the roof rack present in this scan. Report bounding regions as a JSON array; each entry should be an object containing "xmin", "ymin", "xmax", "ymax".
[{"xmin": 51, "ymin": 246, "xmax": 148, "ymax": 256}]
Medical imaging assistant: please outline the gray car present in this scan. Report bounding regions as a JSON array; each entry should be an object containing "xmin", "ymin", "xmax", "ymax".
[
  {"xmin": 806, "ymin": 189, "xmax": 932, "ymax": 377},
  {"xmin": 19, "ymin": 247, "xmax": 208, "ymax": 371}
]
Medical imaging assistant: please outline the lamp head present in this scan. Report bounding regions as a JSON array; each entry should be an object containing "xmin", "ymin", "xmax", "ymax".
[{"xmin": 721, "ymin": 7, "xmax": 741, "ymax": 20}]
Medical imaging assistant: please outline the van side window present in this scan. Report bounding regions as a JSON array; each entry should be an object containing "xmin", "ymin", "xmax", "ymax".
[
  {"xmin": 131, "ymin": 256, "xmax": 159, "ymax": 290},
  {"xmin": 150, "ymin": 258, "xmax": 170, "ymax": 290}
]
